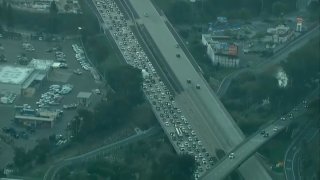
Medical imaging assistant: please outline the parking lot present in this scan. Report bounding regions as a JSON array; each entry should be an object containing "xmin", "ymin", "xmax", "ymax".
[{"xmin": 0, "ymin": 34, "xmax": 104, "ymax": 168}]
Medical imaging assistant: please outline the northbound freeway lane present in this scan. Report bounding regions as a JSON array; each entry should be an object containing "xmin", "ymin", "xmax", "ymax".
[{"xmin": 127, "ymin": 0, "xmax": 271, "ymax": 179}]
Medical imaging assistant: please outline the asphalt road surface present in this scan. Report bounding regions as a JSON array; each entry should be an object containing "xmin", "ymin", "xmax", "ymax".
[
  {"xmin": 206, "ymin": 87, "xmax": 319, "ymax": 179},
  {"xmin": 203, "ymin": 97, "xmax": 312, "ymax": 179},
  {"xmin": 127, "ymin": 0, "xmax": 271, "ymax": 179}
]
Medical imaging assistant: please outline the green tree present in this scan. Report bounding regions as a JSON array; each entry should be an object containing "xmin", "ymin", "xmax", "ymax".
[
  {"xmin": 6, "ymin": 4, "xmax": 14, "ymax": 28},
  {"xmin": 31, "ymin": 138, "xmax": 51, "ymax": 164},
  {"xmin": 76, "ymin": 109, "xmax": 95, "ymax": 139},
  {"xmin": 49, "ymin": 1, "xmax": 58, "ymax": 15},
  {"xmin": 238, "ymin": 8, "xmax": 251, "ymax": 20},
  {"xmin": 272, "ymin": 1, "xmax": 287, "ymax": 16},
  {"xmin": 13, "ymin": 147, "xmax": 30, "ymax": 168},
  {"xmin": 216, "ymin": 148, "xmax": 226, "ymax": 159},
  {"xmin": 85, "ymin": 35, "xmax": 109, "ymax": 63},
  {"xmin": 167, "ymin": 1, "xmax": 192, "ymax": 24},
  {"xmin": 107, "ymin": 65, "xmax": 144, "ymax": 105},
  {"xmin": 48, "ymin": 1, "xmax": 59, "ymax": 33},
  {"xmin": 151, "ymin": 154, "xmax": 196, "ymax": 180}
]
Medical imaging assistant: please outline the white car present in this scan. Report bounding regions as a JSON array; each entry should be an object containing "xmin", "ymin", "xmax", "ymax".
[{"xmin": 228, "ymin": 153, "xmax": 235, "ymax": 159}]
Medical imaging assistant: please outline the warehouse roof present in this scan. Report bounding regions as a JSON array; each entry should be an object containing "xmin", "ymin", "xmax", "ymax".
[
  {"xmin": 0, "ymin": 66, "xmax": 34, "ymax": 85},
  {"xmin": 28, "ymin": 58, "xmax": 54, "ymax": 71},
  {"xmin": 77, "ymin": 92, "xmax": 92, "ymax": 99}
]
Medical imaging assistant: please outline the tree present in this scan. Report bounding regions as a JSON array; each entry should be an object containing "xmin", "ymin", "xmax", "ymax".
[
  {"xmin": 13, "ymin": 147, "xmax": 30, "ymax": 168},
  {"xmin": 48, "ymin": 1, "xmax": 59, "ymax": 33},
  {"xmin": 150, "ymin": 154, "xmax": 196, "ymax": 180},
  {"xmin": 307, "ymin": 98, "xmax": 320, "ymax": 118},
  {"xmin": 272, "ymin": 1, "xmax": 287, "ymax": 16},
  {"xmin": 216, "ymin": 148, "xmax": 226, "ymax": 159},
  {"xmin": 238, "ymin": 8, "xmax": 251, "ymax": 20},
  {"xmin": 107, "ymin": 65, "xmax": 144, "ymax": 105},
  {"xmin": 167, "ymin": 1, "xmax": 192, "ymax": 24},
  {"xmin": 49, "ymin": 1, "xmax": 58, "ymax": 15},
  {"xmin": 85, "ymin": 35, "xmax": 109, "ymax": 63},
  {"xmin": 76, "ymin": 109, "xmax": 95, "ymax": 139},
  {"xmin": 6, "ymin": 4, "xmax": 14, "ymax": 28}
]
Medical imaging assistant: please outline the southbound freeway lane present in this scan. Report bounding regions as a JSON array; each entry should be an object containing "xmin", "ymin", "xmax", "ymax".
[{"xmin": 126, "ymin": 0, "xmax": 272, "ymax": 179}]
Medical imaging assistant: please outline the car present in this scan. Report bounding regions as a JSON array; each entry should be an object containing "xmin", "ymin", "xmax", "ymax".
[
  {"xmin": 273, "ymin": 127, "xmax": 278, "ymax": 132},
  {"xmin": 191, "ymin": 130, "xmax": 196, "ymax": 136},
  {"xmin": 263, "ymin": 133, "xmax": 269, "ymax": 138},
  {"xmin": 228, "ymin": 153, "xmax": 235, "ymax": 159},
  {"xmin": 196, "ymin": 84, "xmax": 200, "ymax": 89},
  {"xmin": 289, "ymin": 113, "xmax": 294, "ymax": 119},
  {"xmin": 281, "ymin": 117, "xmax": 286, "ymax": 121},
  {"xmin": 260, "ymin": 130, "xmax": 265, "ymax": 135}
]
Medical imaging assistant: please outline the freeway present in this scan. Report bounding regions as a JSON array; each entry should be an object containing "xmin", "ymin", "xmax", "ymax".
[
  {"xmin": 217, "ymin": 25, "xmax": 320, "ymax": 97},
  {"xmin": 204, "ymin": 88, "xmax": 319, "ymax": 179},
  {"xmin": 127, "ymin": 0, "xmax": 271, "ymax": 179},
  {"xmin": 43, "ymin": 127, "xmax": 161, "ymax": 180}
]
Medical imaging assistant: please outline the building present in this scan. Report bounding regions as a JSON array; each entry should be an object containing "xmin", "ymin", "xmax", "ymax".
[
  {"xmin": 14, "ymin": 109, "xmax": 61, "ymax": 128},
  {"xmin": 0, "ymin": 66, "xmax": 35, "ymax": 95},
  {"xmin": 4, "ymin": 0, "xmax": 81, "ymax": 14},
  {"xmin": 201, "ymin": 34, "xmax": 239, "ymax": 68},
  {"xmin": 28, "ymin": 58, "xmax": 53, "ymax": 79},
  {"xmin": 0, "ymin": 61, "xmax": 52, "ymax": 95},
  {"xmin": 77, "ymin": 92, "xmax": 92, "ymax": 107},
  {"xmin": 266, "ymin": 24, "xmax": 294, "ymax": 44}
]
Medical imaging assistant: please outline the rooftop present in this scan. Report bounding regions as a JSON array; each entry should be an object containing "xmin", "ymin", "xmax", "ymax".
[
  {"xmin": 28, "ymin": 58, "xmax": 54, "ymax": 71},
  {"xmin": 202, "ymin": 34, "xmax": 238, "ymax": 57},
  {"xmin": 0, "ymin": 66, "xmax": 34, "ymax": 85},
  {"xmin": 77, "ymin": 92, "xmax": 92, "ymax": 99}
]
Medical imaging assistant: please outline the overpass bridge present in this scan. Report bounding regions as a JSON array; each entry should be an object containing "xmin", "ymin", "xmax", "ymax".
[{"xmin": 202, "ymin": 88, "xmax": 318, "ymax": 179}]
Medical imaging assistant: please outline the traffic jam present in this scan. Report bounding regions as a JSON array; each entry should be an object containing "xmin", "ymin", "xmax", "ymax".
[{"xmin": 93, "ymin": 0, "xmax": 219, "ymax": 178}]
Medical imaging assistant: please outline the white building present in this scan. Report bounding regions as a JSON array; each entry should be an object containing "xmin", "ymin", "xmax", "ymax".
[
  {"xmin": 0, "ymin": 62, "xmax": 52, "ymax": 95},
  {"xmin": 0, "ymin": 66, "xmax": 36, "ymax": 95},
  {"xmin": 202, "ymin": 34, "xmax": 239, "ymax": 68}
]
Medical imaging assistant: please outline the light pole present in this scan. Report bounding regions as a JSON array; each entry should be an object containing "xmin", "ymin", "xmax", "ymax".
[
  {"xmin": 77, "ymin": 26, "xmax": 82, "ymax": 38},
  {"xmin": 260, "ymin": 0, "xmax": 264, "ymax": 15}
]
